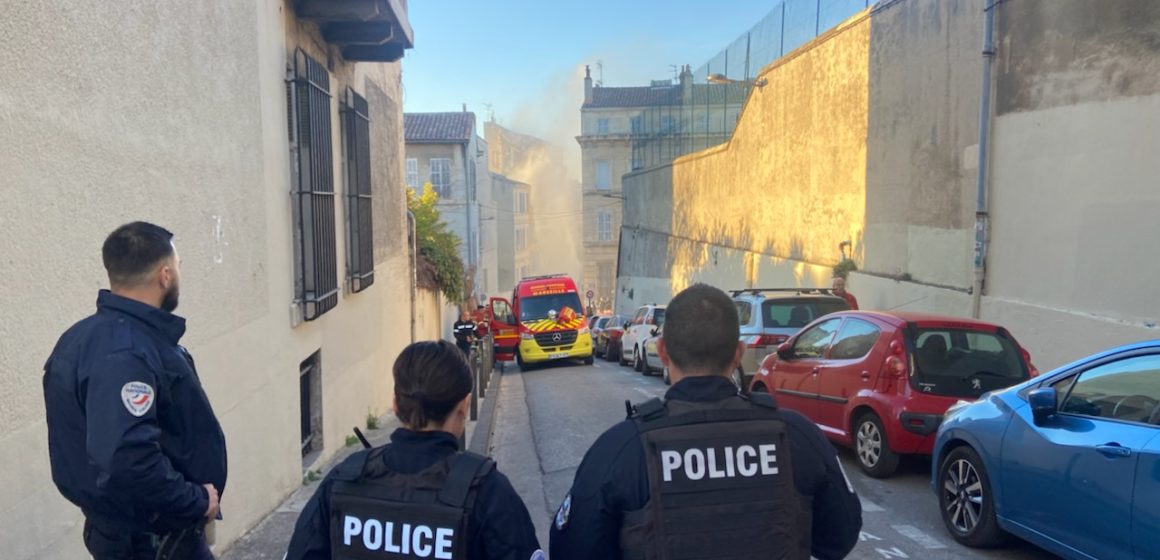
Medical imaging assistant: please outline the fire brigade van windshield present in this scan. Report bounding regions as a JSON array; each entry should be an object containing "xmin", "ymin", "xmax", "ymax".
[{"xmin": 488, "ymin": 274, "xmax": 594, "ymax": 371}]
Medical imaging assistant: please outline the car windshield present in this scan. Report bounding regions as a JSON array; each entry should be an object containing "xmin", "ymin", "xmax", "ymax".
[
  {"xmin": 762, "ymin": 298, "xmax": 848, "ymax": 329},
  {"xmin": 909, "ymin": 327, "xmax": 1028, "ymax": 398},
  {"xmin": 520, "ymin": 293, "xmax": 584, "ymax": 322},
  {"xmin": 653, "ymin": 309, "xmax": 666, "ymax": 326}
]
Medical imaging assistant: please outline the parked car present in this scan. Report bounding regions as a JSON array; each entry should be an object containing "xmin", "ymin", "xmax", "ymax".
[
  {"xmin": 589, "ymin": 315, "xmax": 612, "ymax": 348},
  {"xmin": 621, "ymin": 304, "xmax": 665, "ymax": 371},
  {"xmin": 749, "ymin": 311, "xmax": 1037, "ymax": 478},
  {"xmin": 732, "ymin": 288, "xmax": 850, "ymax": 388},
  {"xmin": 932, "ymin": 340, "xmax": 1160, "ymax": 559},
  {"xmin": 641, "ymin": 324, "xmax": 664, "ymax": 379},
  {"xmin": 595, "ymin": 314, "xmax": 626, "ymax": 361}
]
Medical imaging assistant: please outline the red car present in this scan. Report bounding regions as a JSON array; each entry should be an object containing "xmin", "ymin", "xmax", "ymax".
[{"xmin": 749, "ymin": 311, "xmax": 1038, "ymax": 478}]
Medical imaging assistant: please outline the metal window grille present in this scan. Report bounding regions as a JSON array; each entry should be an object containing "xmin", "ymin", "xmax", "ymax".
[
  {"xmin": 289, "ymin": 49, "xmax": 339, "ymax": 321},
  {"xmin": 342, "ymin": 88, "xmax": 375, "ymax": 294}
]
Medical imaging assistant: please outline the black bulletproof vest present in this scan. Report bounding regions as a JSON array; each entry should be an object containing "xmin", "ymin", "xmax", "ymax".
[
  {"xmin": 619, "ymin": 394, "xmax": 810, "ymax": 560},
  {"xmin": 328, "ymin": 447, "xmax": 494, "ymax": 560}
]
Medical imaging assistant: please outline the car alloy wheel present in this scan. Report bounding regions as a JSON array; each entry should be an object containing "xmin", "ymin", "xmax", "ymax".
[
  {"xmin": 854, "ymin": 414, "xmax": 899, "ymax": 478},
  {"xmin": 944, "ymin": 458, "xmax": 984, "ymax": 534},
  {"xmin": 937, "ymin": 446, "xmax": 1006, "ymax": 548},
  {"xmin": 857, "ymin": 421, "xmax": 882, "ymax": 468}
]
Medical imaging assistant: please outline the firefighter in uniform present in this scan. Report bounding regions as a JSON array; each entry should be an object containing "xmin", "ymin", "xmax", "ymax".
[
  {"xmin": 453, "ymin": 312, "xmax": 479, "ymax": 359},
  {"xmin": 286, "ymin": 340, "xmax": 543, "ymax": 560},
  {"xmin": 549, "ymin": 284, "xmax": 862, "ymax": 560},
  {"xmin": 43, "ymin": 222, "xmax": 226, "ymax": 560}
]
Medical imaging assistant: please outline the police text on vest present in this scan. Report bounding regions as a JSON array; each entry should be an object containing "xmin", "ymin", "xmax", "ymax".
[
  {"xmin": 660, "ymin": 444, "xmax": 778, "ymax": 482},
  {"xmin": 343, "ymin": 516, "xmax": 454, "ymax": 559}
]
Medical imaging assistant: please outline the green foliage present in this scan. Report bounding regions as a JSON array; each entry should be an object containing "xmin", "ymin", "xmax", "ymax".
[
  {"xmin": 833, "ymin": 258, "xmax": 858, "ymax": 280},
  {"xmin": 408, "ymin": 184, "xmax": 466, "ymax": 303},
  {"xmin": 345, "ymin": 434, "xmax": 359, "ymax": 447},
  {"xmin": 365, "ymin": 412, "xmax": 380, "ymax": 431}
]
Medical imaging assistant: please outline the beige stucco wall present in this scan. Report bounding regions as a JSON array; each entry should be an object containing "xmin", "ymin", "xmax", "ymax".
[{"xmin": 0, "ymin": 1, "xmax": 413, "ymax": 557}]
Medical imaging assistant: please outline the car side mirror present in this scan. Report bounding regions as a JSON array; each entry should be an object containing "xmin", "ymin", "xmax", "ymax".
[
  {"xmin": 1029, "ymin": 387, "xmax": 1057, "ymax": 426},
  {"xmin": 624, "ymin": 321, "xmax": 631, "ymax": 329},
  {"xmin": 776, "ymin": 342, "xmax": 793, "ymax": 360},
  {"xmin": 651, "ymin": 327, "xmax": 659, "ymax": 336}
]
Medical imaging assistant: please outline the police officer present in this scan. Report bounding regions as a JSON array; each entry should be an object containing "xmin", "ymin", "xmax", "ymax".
[
  {"xmin": 286, "ymin": 340, "xmax": 543, "ymax": 560},
  {"xmin": 43, "ymin": 222, "xmax": 227, "ymax": 560},
  {"xmin": 453, "ymin": 312, "xmax": 478, "ymax": 358},
  {"xmin": 550, "ymin": 284, "xmax": 862, "ymax": 560}
]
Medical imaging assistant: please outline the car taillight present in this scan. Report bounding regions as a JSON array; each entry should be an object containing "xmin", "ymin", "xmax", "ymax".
[
  {"xmin": 745, "ymin": 334, "xmax": 789, "ymax": 348},
  {"xmin": 1020, "ymin": 347, "xmax": 1039, "ymax": 377},
  {"xmin": 884, "ymin": 355, "xmax": 907, "ymax": 377}
]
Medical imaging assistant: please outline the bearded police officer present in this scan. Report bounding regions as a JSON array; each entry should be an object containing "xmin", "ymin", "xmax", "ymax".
[
  {"xmin": 286, "ymin": 340, "xmax": 543, "ymax": 560},
  {"xmin": 549, "ymin": 284, "xmax": 862, "ymax": 560},
  {"xmin": 43, "ymin": 222, "xmax": 226, "ymax": 559}
]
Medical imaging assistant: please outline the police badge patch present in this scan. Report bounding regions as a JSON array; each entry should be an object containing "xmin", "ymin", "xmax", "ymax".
[
  {"xmin": 554, "ymin": 494, "xmax": 572, "ymax": 531},
  {"xmin": 121, "ymin": 382, "xmax": 155, "ymax": 417}
]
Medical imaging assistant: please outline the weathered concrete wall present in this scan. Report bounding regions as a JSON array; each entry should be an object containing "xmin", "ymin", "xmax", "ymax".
[
  {"xmin": 669, "ymin": 9, "xmax": 871, "ymax": 270},
  {"xmin": 985, "ymin": 0, "xmax": 1160, "ymax": 364},
  {"xmin": 415, "ymin": 288, "xmax": 445, "ymax": 341},
  {"xmin": 863, "ymin": 0, "xmax": 983, "ymax": 287},
  {"xmin": 0, "ymin": 0, "xmax": 413, "ymax": 557}
]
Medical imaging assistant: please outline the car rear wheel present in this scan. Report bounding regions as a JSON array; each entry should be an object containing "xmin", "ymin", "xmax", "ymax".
[
  {"xmin": 583, "ymin": 353, "xmax": 595, "ymax": 366},
  {"xmin": 619, "ymin": 344, "xmax": 630, "ymax": 366},
  {"xmin": 938, "ymin": 446, "xmax": 1007, "ymax": 548},
  {"xmin": 633, "ymin": 347, "xmax": 645, "ymax": 373},
  {"xmin": 854, "ymin": 414, "xmax": 900, "ymax": 478}
]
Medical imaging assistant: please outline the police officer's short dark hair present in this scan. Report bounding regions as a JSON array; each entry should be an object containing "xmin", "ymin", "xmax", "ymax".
[
  {"xmin": 393, "ymin": 341, "xmax": 473, "ymax": 429},
  {"xmin": 102, "ymin": 222, "xmax": 175, "ymax": 288},
  {"xmin": 663, "ymin": 284, "xmax": 740, "ymax": 375}
]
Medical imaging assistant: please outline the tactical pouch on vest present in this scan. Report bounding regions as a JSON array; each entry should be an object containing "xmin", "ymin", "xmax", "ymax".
[
  {"xmin": 619, "ymin": 396, "xmax": 809, "ymax": 560},
  {"xmin": 328, "ymin": 448, "xmax": 494, "ymax": 560}
]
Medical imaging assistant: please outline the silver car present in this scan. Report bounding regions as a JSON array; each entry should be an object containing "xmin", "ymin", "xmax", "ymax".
[{"xmin": 732, "ymin": 288, "xmax": 850, "ymax": 387}]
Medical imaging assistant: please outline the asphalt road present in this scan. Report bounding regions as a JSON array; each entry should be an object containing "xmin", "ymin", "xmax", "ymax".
[{"xmin": 489, "ymin": 358, "xmax": 1061, "ymax": 560}]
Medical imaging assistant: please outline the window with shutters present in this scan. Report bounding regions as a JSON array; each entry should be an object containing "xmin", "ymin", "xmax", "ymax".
[
  {"xmin": 288, "ymin": 49, "xmax": 339, "ymax": 321},
  {"xmin": 430, "ymin": 158, "xmax": 451, "ymax": 197},
  {"xmin": 342, "ymin": 88, "xmax": 374, "ymax": 293},
  {"xmin": 405, "ymin": 158, "xmax": 419, "ymax": 188},
  {"xmin": 597, "ymin": 211, "xmax": 613, "ymax": 242}
]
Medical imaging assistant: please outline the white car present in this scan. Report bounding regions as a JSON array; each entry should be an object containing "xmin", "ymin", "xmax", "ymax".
[{"xmin": 620, "ymin": 304, "xmax": 665, "ymax": 373}]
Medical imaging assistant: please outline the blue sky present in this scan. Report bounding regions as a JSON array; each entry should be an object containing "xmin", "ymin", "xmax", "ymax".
[{"xmin": 401, "ymin": 0, "xmax": 775, "ymax": 140}]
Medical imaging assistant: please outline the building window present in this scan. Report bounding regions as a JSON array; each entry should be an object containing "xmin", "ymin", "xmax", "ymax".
[
  {"xmin": 341, "ymin": 88, "xmax": 375, "ymax": 293},
  {"xmin": 598, "ymin": 262, "xmax": 613, "ymax": 294},
  {"xmin": 597, "ymin": 118, "xmax": 610, "ymax": 135},
  {"xmin": 406, "ymin": 158, "xmax": 419, "ymax": 188},
  {"xmin": 630, "ymin": 116, "xmax": 643, "ymax": 134},
  {"xmin": 516, "ymin": 227, "xmax": 527, "ymax": 251},
  {"xmin": 595, "ymin": 160, "xmax": 611, "ymax": 190},
  {"xmin": 661, "ymin": 115, "xmax": 676, "ymax": 134},
  {"xmin": 289, "ymin": 49, "xmax": 338, "ymax": 321},
  {"xmin": 430, "ymin": 158, "xmax": 451, "ymax": 197},
  {"xmin": 516, "ymin": 192, "xmax": 528, "ymax": 214},
  {"xmin": 631, "ymin": 157, "xmax": 643, "ymax": 171},
  {"xmin": 597, "ymin": 211, "xmax": 613, "ymax": 242}
]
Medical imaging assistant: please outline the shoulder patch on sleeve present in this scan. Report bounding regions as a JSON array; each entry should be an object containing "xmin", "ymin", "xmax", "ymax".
[
  {"xmin": 121, "ymin": 382, "xmax": 155, "ymax": 416},
  {"xmin": 554, "ymin": 494, "xmax": 572, "ymax": 531}
]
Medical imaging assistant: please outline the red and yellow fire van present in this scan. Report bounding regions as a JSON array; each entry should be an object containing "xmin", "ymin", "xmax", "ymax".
[{"xmin": 487, "ymin": 274, "xmax": 594, "ymax": 371}]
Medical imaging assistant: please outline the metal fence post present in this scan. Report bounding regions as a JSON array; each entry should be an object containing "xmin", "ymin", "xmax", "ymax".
[{"xmin": 469, "ymin": 345, "xmax": 479, "ymax": 422}]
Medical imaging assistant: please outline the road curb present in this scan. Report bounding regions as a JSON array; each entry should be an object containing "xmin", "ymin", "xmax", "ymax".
[{"xmin": 468, "ymin": 365, "xmax": 503, "ymax": 455}]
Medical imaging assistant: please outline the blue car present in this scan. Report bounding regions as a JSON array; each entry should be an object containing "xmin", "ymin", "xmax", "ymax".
[{"xmin": 932, "ymin": 340, "xmax": 1160, "ymax": 559}]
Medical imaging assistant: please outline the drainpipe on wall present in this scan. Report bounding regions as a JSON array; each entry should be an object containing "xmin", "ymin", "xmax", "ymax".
[
  {"xmin": 407, "ymin": 210, "xmax": 418, "ymax": 342},
  {"xmin": 971, "ymin": 1, "xmax": 998, "ymax": 318}
]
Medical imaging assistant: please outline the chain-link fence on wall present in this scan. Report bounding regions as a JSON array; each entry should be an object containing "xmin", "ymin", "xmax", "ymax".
[{"xmin": 630, "ymin": 0, "xmax": 874, "ymax": 171}]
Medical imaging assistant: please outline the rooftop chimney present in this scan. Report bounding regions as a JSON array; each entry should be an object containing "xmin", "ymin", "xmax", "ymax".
[
  {"xmin": 462, "ymin": 103, "xmax": 467, "ymax": 113},
  {"xmin": 584, "ymin": 65, "xmax": 593, "ymax": 105}
]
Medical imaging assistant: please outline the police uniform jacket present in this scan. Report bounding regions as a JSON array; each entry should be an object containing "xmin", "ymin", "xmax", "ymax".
[
  {"xmin": 549, "ymin": 375, "xmax": 862, "ymax": 560},
  {"xmin": 42, "ymin": 290, "xmax": 228, "ymax": 532},
  {"xmin": 286, "ymin": 428, "xmax": 542, "ymax": 560}
]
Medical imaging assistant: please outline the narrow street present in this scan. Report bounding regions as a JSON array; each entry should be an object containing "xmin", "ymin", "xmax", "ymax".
[{"xmin": 491, "ymin": 360, "xmax": 1060, "ymax": 560}]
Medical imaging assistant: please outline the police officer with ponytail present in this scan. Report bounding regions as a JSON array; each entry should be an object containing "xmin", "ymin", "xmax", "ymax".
[
  {"xmin": 550, "ymin": 284, "xmax": 862, "ymax": 560},
  {"xmin": 286, "ymin": 340, "xmax": 543, "ymax": 560}
]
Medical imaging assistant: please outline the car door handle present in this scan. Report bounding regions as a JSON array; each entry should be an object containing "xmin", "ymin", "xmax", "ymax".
[
  {"xmin": 1095, "ymin": 444, "xmax": 1132, "ymax": 458},
  {"xmin": 860, "ymin": 370, "xmax": 871, "ymax": 380},
  {"xmin": 811, "ymin": 367, "xmax": 820, "ymax": 375}
]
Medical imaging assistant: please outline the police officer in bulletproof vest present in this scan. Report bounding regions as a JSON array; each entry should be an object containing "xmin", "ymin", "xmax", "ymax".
[
  {"xmin": 286, "ymin": 340, "xmax": 543, "ymax": 560},
  {"xmin": 43, "ymin": 221, "xmax": 227, "ymax": 560},
  {"xmin": 549, "ymin": 283, "xmax": 862, "ymax": 560}
]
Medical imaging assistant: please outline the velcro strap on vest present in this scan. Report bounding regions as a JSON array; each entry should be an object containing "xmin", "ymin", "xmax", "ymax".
[{"xmin": 437, "ymin": 452, "xmax": 495, "ymax": 509}]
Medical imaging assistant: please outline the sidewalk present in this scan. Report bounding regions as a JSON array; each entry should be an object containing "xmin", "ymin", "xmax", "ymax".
[{"xmin": 219, "ymin": 413, "xmax": 481, "ymax": 560}]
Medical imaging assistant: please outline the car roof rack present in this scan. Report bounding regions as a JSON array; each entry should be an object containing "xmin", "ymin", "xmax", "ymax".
[{"xmin": 729, "ymin": 288, "xmax": 835, "ymax": 297}]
